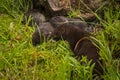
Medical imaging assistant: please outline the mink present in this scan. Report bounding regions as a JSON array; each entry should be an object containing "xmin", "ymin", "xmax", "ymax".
[
  {"xmin": 32, "ymin": 22, "xmax": 54, "ymax": 46},
  {"xmin": 49, "ymin": 16, "xmax": 92, "ymax": 32},
  {"xmin": 23, "ymin": 9, "xmax": 46, "ymax": 26},
  {"xmin": 52, "ymin": 23, "xmax": 103, "ymax": 75}
]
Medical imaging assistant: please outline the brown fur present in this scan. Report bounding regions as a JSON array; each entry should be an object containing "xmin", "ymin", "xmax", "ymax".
[
  {"xmin": 50, "ymin": 16, "xmax": 69, "ymax": 28},
  {"xmin": 50, "ymin": 16, "xmax": 91, "ymax": 32},
  {"xmin": 53, "ymin": 23, "xmax": 103, "ymax": 75},
  {"xmin": 53, "ymin": 23, "xmax": 90, "ymax": 50}
]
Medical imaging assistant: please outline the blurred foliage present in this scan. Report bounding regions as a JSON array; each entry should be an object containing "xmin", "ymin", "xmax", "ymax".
[
  {"xmin": 0, "ymin": 0, "xmax": 32, "ymax": 18},
  {"xmin": 0, "ymin": 0, "xmax": 120, "ymax": 80}
]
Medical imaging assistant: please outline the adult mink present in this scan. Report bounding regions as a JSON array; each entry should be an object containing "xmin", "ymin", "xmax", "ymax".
[{"xmin": 52, "ymin": 23, "xmax": 103, "ymax": 76}]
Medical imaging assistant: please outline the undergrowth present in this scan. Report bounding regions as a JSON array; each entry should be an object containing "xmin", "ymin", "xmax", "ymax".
[
  {"xmin": 0, "ymin": 15, "xmax": 94, "ymax": 80},
  {"xmin": 0, "ymin": 0, "xmax": 120, "ymax": 80}
]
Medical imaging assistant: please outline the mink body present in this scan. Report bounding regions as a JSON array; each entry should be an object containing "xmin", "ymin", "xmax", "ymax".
[{"xmin": 53, "ymin": 23, "xmax": 103, "ymax": 75}]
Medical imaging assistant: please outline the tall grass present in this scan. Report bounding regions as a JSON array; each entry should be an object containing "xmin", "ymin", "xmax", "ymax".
[
  {"xmin": 69, "ymin": 0, "xmax": 120, "ymax": 79},
  {"xmin": 0, "ymin": 0, "xmax": 32, "ymax": 18},
  {"xmin": 0, "ymin": 0, "xmax": 95, "ymax": 79},
  {"xmin": 0, "ymin": 0, "xmax": 120, "ymax": 80},
  {"xmin": 92, "ymin": 3, "xmax": 120, "ymax": 79},
  {"xmin": 0, "ymin": 14, "xmax": 95, "ymax": 79}
]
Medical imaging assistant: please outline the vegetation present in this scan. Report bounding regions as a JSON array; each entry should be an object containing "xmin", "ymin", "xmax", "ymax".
[{"xmin": 0, "ymin": 0, "xmax": 120, "ymax": 80}]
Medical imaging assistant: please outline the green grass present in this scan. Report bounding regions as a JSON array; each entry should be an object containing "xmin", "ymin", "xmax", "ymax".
[
  {"xmin": 92, "ymin": 3, "xmax": 120, "ymax": 80},
  {"xmin": 0, "ymin": 0, "xmax": 120, "ymax": 80},
  {"xmin": 0, "ymin": 15, "xmax": 94, "ymax": 80},
  {"xmin": 0, "ymin": 0, "xmax": 32, "ymax": 18},
  {"xmin": 0, "ymin": 14, "xmax": 100, "ymax": 80}
]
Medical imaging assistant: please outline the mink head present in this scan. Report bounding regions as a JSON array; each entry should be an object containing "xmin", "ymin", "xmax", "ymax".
[
  {"xmin": 53, "ymin": 23, "xmax": 90, "ymax": 50},
  {"xmin": 32, "ymin": 22, "xmax": 54, "ymax": 46}
]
